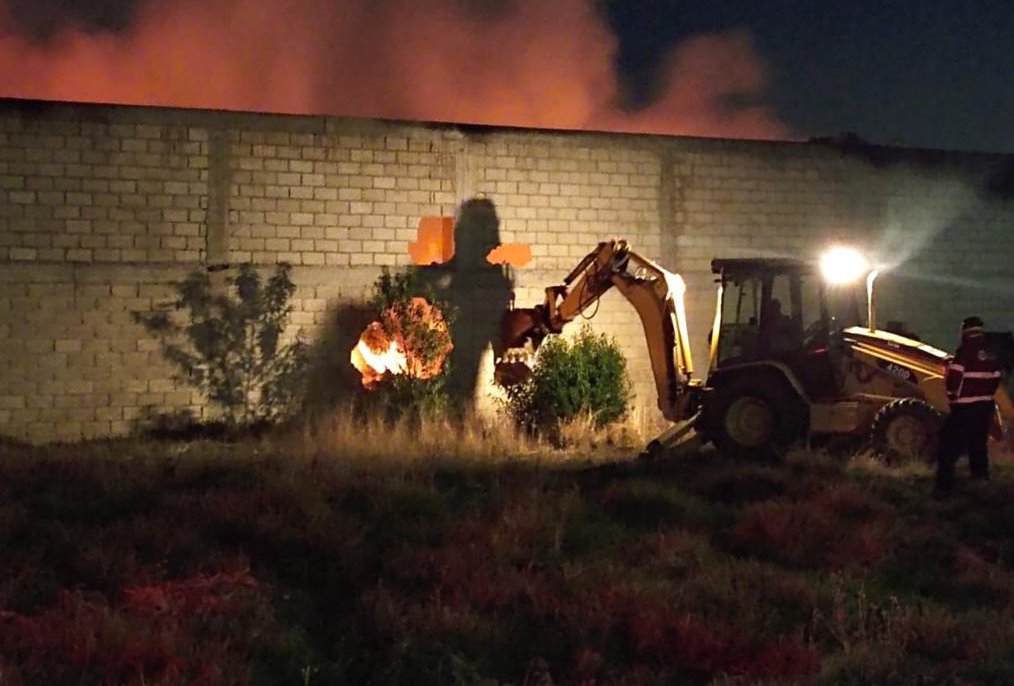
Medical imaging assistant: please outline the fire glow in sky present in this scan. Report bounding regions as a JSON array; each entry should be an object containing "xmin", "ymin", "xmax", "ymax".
[{"xmin": 0, "ymin": 0, "xmax": 791, "ymax": 140}]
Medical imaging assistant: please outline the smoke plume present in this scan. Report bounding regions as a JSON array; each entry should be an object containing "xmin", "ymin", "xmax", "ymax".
[{"xmin": 0, "ymin": 0, "xmax": 792, "ymax": 140}]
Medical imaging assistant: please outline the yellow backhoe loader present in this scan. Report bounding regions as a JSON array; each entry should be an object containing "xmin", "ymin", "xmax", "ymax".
[{"xmin": 495, "ymin": 239, "xmax": 1014, "ymax": 460}]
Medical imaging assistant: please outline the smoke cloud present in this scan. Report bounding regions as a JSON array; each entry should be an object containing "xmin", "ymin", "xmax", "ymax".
[
  {"xmin": 2, "ymin": 0, "xmax": 145, "ymax": 40},
  {"xmin": 0, "ymin": 0, "xmax": 792, "ymax": 140}
]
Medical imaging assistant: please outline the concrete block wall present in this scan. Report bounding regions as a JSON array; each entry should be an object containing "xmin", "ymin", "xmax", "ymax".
[
  {"xmin": 0, "ymin": 114, "xmax": 208, "ymax": 266},
  {"xmin": 0, "ymin": 264, "xmax": 195, "ymax": 442},
  {"xmin": 467, "ymin": 133, "xmax": 664, "ymax": 267},
  {"xmin": 2, "ymin": 99, "xmax": 1013, "ymax": 444},
  {"xmin": 225, "ymin": 124, "xmax": 458, "ymax": 268}
]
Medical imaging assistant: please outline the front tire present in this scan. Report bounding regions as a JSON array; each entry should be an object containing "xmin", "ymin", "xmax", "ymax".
[
  {"xmin": 704, "ymin": 376, "xmax": 808, "ymax": 459},
  {"xmin": 870, "ymin": 398, "xmax": 942, "ymax": 465}
]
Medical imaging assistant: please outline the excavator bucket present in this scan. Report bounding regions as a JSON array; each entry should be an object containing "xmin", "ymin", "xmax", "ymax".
[
  {"xmin": 498, "ymin": 307, "xmax": 546, "ymax": 352},
  {"xmin": 494, "ymin": 359, "xmax": 534, "ymax": 386},
  {"xmin": 493, "ymin": 307, "xmax": 548, "ymax": 387}
]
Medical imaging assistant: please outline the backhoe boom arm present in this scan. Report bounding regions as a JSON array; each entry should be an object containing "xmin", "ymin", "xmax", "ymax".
[{"xmin": 496, "ymin": 240, "xmax": 696, "ymax": 423}]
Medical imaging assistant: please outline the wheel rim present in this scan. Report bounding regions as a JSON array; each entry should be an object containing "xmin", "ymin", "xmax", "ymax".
[
  {"xmin": 724, "ymin": 396, "xmax": 775, "ymax": 448},
  {"xmin": 884, "ymin": 414, "xmax": 932, "ymax": 461}
]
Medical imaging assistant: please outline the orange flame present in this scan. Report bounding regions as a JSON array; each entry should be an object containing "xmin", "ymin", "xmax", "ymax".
[
  {"xmin": 350, "ymin": 321, "xmax": 404, "ymax": 388},
  {"xmin": 355, "ymin": 340, "xmax": 407, "ymax": 375},
  {"xmin": 350, "ymin": 297, "xmax": 453, "ymax": 388}
]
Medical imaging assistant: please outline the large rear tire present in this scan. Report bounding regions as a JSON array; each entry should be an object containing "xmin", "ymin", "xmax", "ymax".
[
  {"xmin": 870, "ymin": 398, "xmax": 942, "ymax": 465},
  {"xmin": 704, "ymin": 376, "xmax": 808, "ymax": 459}
]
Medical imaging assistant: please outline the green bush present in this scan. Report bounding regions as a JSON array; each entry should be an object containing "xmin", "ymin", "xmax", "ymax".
[
  {"xmin": 503, "ymin": 325, "xmax": 631, "ymax": 437},
  {"xmin": 359, "ymin": 268, "xmax": 455, "ymax": 421},
  {"xmin": 132, "ymin": 262, "xmax": 308, "ymax": 429}
]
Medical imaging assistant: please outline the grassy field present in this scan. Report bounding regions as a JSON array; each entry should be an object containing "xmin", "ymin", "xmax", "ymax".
[{"xmin": 3, "ymin": 417, "xmax": 1014, "ymax": 686}]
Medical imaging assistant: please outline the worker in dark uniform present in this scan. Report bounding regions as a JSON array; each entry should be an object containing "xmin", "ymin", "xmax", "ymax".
[{"xmin": 934, "ymin": 316, "xmax": 1003, "ymax": 497}]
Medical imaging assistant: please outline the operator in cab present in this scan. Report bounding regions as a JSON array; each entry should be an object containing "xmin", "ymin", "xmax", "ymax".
[
  {"xmin": 764, "ymin": 298, "xmax": 801, "ymax": 353},
  {"xmin": 934, "ymin": 316, "xmax": 1004, "ymax": 498}
]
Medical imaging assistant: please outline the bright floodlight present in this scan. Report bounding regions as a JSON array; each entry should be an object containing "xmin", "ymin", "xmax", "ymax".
[{"xmin": 820, "ymin": 246, "xmax": 870, "ymax": 285}]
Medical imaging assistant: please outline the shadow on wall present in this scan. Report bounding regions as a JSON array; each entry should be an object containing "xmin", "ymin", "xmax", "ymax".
[
  {"xmin": 303, "ymin": 196, "xmax": 514, "ymax": 415},
  {"xmin": 416, "ymin": 196, "xmax": 514, "ymax": 404}
]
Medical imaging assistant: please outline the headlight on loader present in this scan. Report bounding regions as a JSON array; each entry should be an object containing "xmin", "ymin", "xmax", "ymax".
[{"xmin": 820, "ymin": 246, "xmax": 870, "ymax": 285}]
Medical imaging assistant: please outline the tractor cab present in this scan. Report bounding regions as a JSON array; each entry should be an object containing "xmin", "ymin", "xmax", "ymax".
[{"xmin": 708, "ymin": 258, "xmax": 862, "ymax": 401}]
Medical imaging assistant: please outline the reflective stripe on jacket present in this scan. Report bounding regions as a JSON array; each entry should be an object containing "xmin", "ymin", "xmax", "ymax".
[{"xmin": 946, "ymin": 328, "xmax": 1003, "ymax": 404}]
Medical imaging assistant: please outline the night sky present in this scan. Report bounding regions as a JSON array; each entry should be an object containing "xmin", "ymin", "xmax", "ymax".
[
  {"xmin": 0, "ymin": 0, "xmax": 1011, "ymax": 153},
  {"xmin": 606, "ymin": 0, "xmax": 1014, "ymax": 153}
]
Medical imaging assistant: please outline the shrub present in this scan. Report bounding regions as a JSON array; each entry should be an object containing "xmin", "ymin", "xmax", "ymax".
[
  {"xmin": 357, "ymin": 268, "xmax": 455, "ymax": 420},
  {"xmin": 503, "ymin": 325, "xmax": 631, "ymax": 439},
  {"xmin": 133, "ymin": 263, "xmax": 309, "ymax": 429}
]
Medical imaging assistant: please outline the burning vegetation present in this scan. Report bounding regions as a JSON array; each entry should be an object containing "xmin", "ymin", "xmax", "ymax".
[{"xmin": 350, "ymin": 295, "xmax": 452, "ymax": 389}]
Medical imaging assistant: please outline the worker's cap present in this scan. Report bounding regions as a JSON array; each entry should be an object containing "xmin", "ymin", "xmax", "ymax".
[{"xmin": 962, "ymin": 315, "xmax": 984, "ymax": 330}]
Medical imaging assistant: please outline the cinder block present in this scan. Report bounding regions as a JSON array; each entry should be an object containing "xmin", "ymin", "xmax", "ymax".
[
  {"xmin": 9, "ymin": 248, "xmax": 37, "ymax": 261},
  {"xmin": 54, "ymin": 339, "xmax": 82, "ymax": 353},
  {"xmin": 137, "ymin": 392, "xmax": 167, "ymax": 406},
  {"xmin": 0, "ymin": 395, "xmax": 26, "ymax": 410},
  {"xmin": 164, "ymin": 390, "xmax": 194, "ymax": 405}
]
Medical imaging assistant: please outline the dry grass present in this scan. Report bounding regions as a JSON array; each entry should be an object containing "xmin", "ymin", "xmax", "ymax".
[
  {"xmin": 286, "ymin": 405, "xmax": 645, "ymax": 470},
  {"xmin": 291, "ymin": 406, "xmax": 544, "ymax": 466},
  {"xmin": 554, "ymin": 410, "xmax": 644, "ymax": 453}
]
